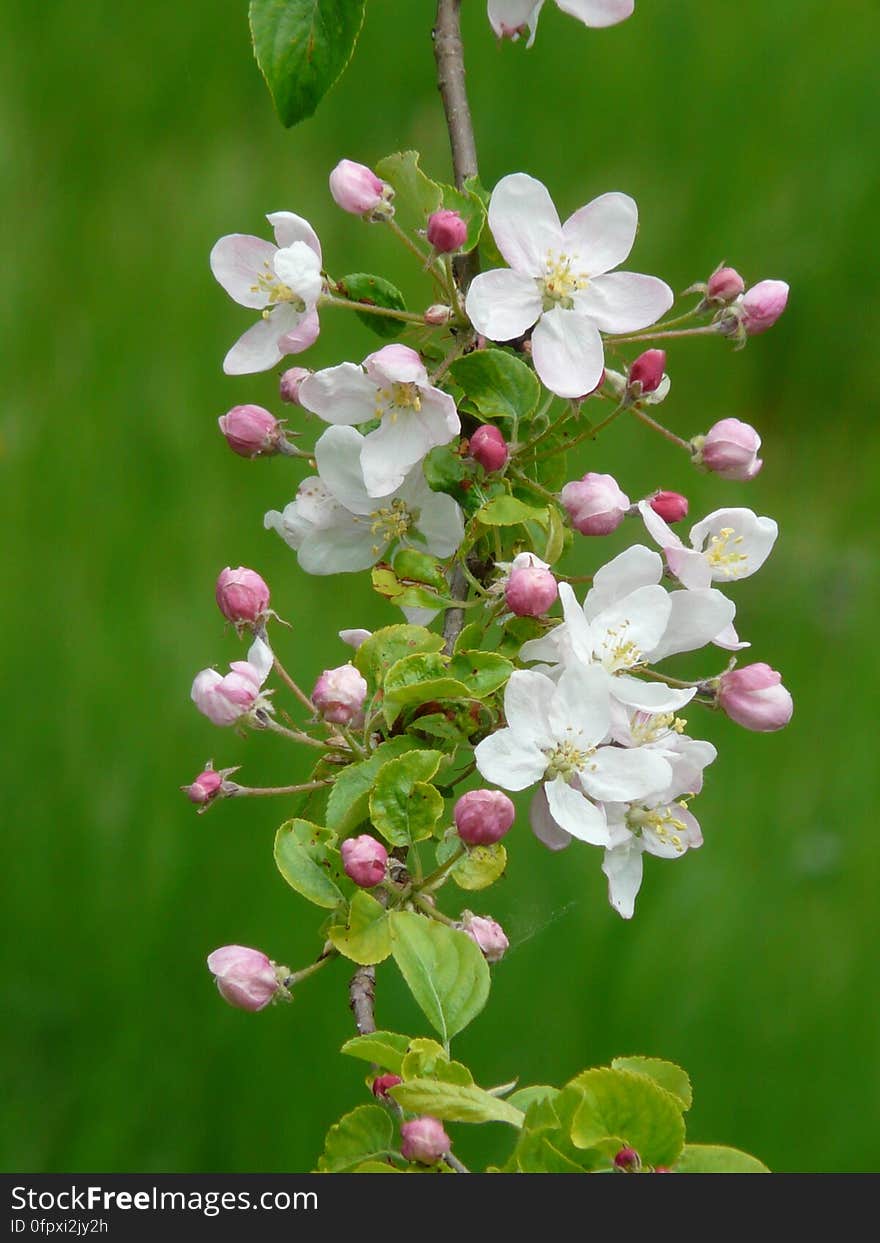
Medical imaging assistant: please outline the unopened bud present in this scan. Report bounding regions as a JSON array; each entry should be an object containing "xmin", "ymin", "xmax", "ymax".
[
  {"xmin": 707, "ymin": 266, "xmax": 745, "ymax": 303},
  {"xmin": 427, "ymin": 209, "xmax": 468, "ymax": 254},
  {"xmin": 279, "ymin": 367, "xmax": 311, "ymax": 405},
  {"xmin": 696, "ymin": 418, "xmax": 763, "ymax": 481},
  {"xmin": 462, "ymin": 913, "xmax": 509, "ymax": 963},
  {"xmin": 340, "ymin": 835, "xmax": 388, "ymax": 888},
  {"xmin": 469, "ymin": 424, "xmax": 509, "ymax": 472},
  {"xmin": 206, "ymin": 945, "xmax": 284, "ymax": 1012},
  {"xmin": 614, "ymin": 1147, "xmax": 642, "ymax": 1172},
  {"xmin": 648, "ymin": 491, "xmax": 689, "ymax": 523},
  {"xmin": 371, "ymin": 1074, "xmax": 403, "ymax": 1100},
  {"xmin": 741, "ymin": 280, "xmax": 789, "ymax": 335},
  {"xmin": 182, "ymin": 767, "xmax": 223, "ymax": 805},
  {"xmin": 717, "ymin": 663, "xmax": 793, "ymax": 732},
  {"xmin": 629, "ymin": 349, "xmax": 666, "ymax": 395},
  {"xmin": 424, "ymin": 303, "xmax": 452, "ymax": 326},
  {"xmin": 561, "ymin": 472, "xmax": 630, "ymax": 536},
  {"xmin": 454, "ymin": 789, "xmax": 516, "ymax": 845},
  {"xmin": 505, "ymin": 554, "xmax": 558, "ymax": 617},
  {"xmin": 215, "ymin": 566, "xmax": 270, "ymax": 626},
  {"xmin": 400, "ymin": 1117, "xmax": 450, "ymax": 1165},
  {"xmin": 312, "ymin": 664, "xmax": 368, "ymax": 725},
  {"xmin": 329, "ymin": 160, "xmax": 392, "ymax": 218},
  {"xmin": 218, "ymin": 405, "xmax": 281, "ymax": 458}
]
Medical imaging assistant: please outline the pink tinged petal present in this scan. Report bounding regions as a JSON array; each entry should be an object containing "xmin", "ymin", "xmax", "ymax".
[
  {"xmin": 610, "ymin": 674, "xmax": 696, "ymax": 714},
  {"xmin": 267, "ymin": 211, "xmax": 322, "ymax": 260},
  {"xmin": 531, "ymin": 307, "xmax": 605, "ymax": 399},
  {"xmin": 504, "ymin": 669, "xmax": 557, "ymax": 747},
  {"xmin": 314, "ymin": 426, "xmax": 375, "ymax": 515},
  {"xmin": 488, "ymin": 0, "xmax": 543, "ymax": 38},
  {"xmin": 602, "ymin": 842, "xmax": 644, "ymax": 920},
  {"xmin": 409, "ymin": 490, "xmax": 464, "ymax": 560},
  {"xmin": 667, "ymin": 545, "xmax": 713, "ymax": 589},
  {"xmin": 299, "ymin": 363, "xmax": 377, "ymax": 425},
  {"xmin": 576, "ymin": 271, "xmax": 674, "ymax": 333},
  {"xmin": 210, "ymin": 234, "xmax": 277, "ymax": 309},
  {"xmin": 474, "ymin": 728, "xmax": 548, "ymax": 791},
  {"xmin": 278, "ymin": 307, "xmax": 320, "ymax": 354},
  {"xmin": 712, "ymin": 621, "xmax": 750, "ymax": 652},
  {"xmin": 360, "ymin": 415, "xmax": 438, "ymax": 498},
  {"xmin": 584, "ymin": 544, "xmax": 663, "ymax": 619},
  {"xmin": 638, "ymin": 498, "xmax": 685, "ymax": 552},
  {"xmin": 272, "ymin": 242, "xmax": 323, "ymax": 306},
  {"xmin": 530, "ymin": 787, "xmax": 572, "ymax": 852},
  {"xmin": 551, "ymin": 663, "xmax": 612, "ymax": 747},
  {"xmin": 544, "ymin": 776, "xmax": 610, "ymax": 846},
  {"xmin": 222, "ymin": 316, "xmax": 285, "ymax": 376},
  {"xmin": 557, "ymin": 0, "xmax": 635, "ymax": 28},
  {"xmin": 648, "ymin": 589, "xmax": 736, "ymax": 662},
  {"xmin": 582, "ymin": 744, "xmax": 672, "ymax": 803},
  {"xmin": 246, "ymin": 636, "xmax": 274, "ymax": 684},
  {"xmin": 561, "ymin": 192, "xmax": 638, "ymax": 276},
  {"xmin": 465, "ymin": 269, "xmax": 543, "ymax": 341},
  {"xmin": 364, "ymin": 344, "xmax": 427, "ymax": 387},
  {"xmin": 662, "ymin": 738, "xmax": 717, "ymax": 800},
  {"xmin": 488, "ymin": 172, "xmax": 564, "ymax": 275}
]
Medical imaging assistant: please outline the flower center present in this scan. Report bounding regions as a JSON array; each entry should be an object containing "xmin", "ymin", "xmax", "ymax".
[
  {"xmin": 367, "ymin": 498, "xmax": 414, "ymax": 555},
  {"xmin": 705, "ymin": 527, "xmax": 749, "ymax": 577},
  {"xmin": 599, "ymin": 620, "xmax": 643, "ymax": 672},
  {"xmin": 376, "ymin": 381, "xmax": 422, "ymax": 423},
  {"xmin": 544, "ymin": 739, "xmax": 594, "ymax": 781},
  {"xmin": 629, "ymin": 711, "xmax": 688, "ymax": 745},
  {"xmin": 540, "ymin": 250, "xmax": 587, "ymax": 310},
  {"xmin": 251, "ymin": 261, "xmax": 306, "ymax": 312},
  {"xmin": 627, "ymin": 802, "xmax": 689, "ymax": 852}
]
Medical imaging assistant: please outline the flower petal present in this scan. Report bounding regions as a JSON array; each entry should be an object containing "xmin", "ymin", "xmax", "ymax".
[
  {"xmin": 474, "ymin": 727, "xmax": 548, "ymax": 791},
  {"xmin": 272, "ymin": 241, "xmax": 323, "ymax": 306},
  {"xmin": 689, "ymin": 508, "xmax": 778, "ymax": 582},
  {"xmin": 648, "ymin": 589, "xmax": 736, "ymax": 661},
  {"xmin": 584, "ymin": 544, "xmax": 664, "ymax": 619},
  {"xmin": 590, "ymin": 585, "xmax": 672, "ymax": 671},
  {"xmin": 576, "ymin": 271, "xmax": 673, "ymax": 333},
  {"xmin": 465, "ymin": 268, "xmax": 542, "ymax": 341},
  {"xmin": 314, "ymin": 426, "xmax": 376, "ymax": 515},
  {"xmin": 488, "ymin": 0, "xmax": 544, "ymax": 40},
  {"xmin": 297, "ymin": 519, "xmax": 380, "ymax": 575},
  {"xmin": 551, "ymin": 662, "xmax": 612, "ymax": 747},
  {"xmin": 210, "ymin": 234, "xmax": 277, "ymax": 308},
  {"xmin": 364, "ymin": 343, "xmax": 427, "ymax": 387},
  {"xmin": 557, "ymin": 0, "xmax": 635, "ymax": 28},
  {"xmin": 278, "ymin": 307, "xmax": 320, "ymax": 354},
  {"xmin": 299, "ymin": 363, "xmax": 377, "ymax": 425},
  {"xmin": 712, "ymin": 620, "xmax": 750, "ymax": 651},
  {"xmin": 408, "ymin": 488, "xmax": 465, "ymax": 560},
  {"xmin": 610, "ymin": 674, "xmax": 696, "ymax": 714},
  {"xmin": 583, "ymin": 743, "xmax": 672, "ymax": 802},
  {"xmin": 504, "ymin": 669, "xmax": 557, "ymax": 747},
  {"xmin": 545, "ymin": 776, "xmax": 610, "ymax": 846},
  {"xmin": 637, "ymin": 498, "xmax": 685, "ymax": 552},
  {"xmin": 602, "ymin": 841, "xmax": 644, "ymax": 920},
  {"xmin": 222, "ymin": 315, "xmax": 284, "ymax": 375},
  {"xmin": 267, "ymin": 211, "xmax": 322, "ymax": 260},
  {"xmin": 360, "ymin": 415, "xmax": 439, "ymax": 498},
  {"xmin": 531, "ymin": 307, "xmax": 605, "ymax": 398},
  {"xmin": 488, "ymin": 172, "xmax": 563, "ymax": 275},
  {"xmin": 529, "ymin": 786, "xmax": 573, "ymax": 851},
  {"xmin": 562, "ymin": 192, "xmax": 638, "ymax": 276}
]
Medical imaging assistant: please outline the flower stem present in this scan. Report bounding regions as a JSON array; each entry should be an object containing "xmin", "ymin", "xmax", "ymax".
[
  {"xmin": 608, "ymin": 324, "xmax": 721, "ymax": 345},
  {"xmin": 508, "ymin": 466, "xmax": 559, "ymax": 505},
  {"xmin": 256, "ymin": 713, "xmax": 330, "ymax": 750},
  {"xmin": 272, "ymin": 656, "xmax": 315, "ymax": 715},
  {"xmin": 443, "ymin": 1151, "xmax": 470, "ymax": 1174},
  {"xmin": 226, "ymin": 780, "xmax": 330, "ymax": 799},
  {"xmin": 320, "ymin": 293, "xmax": 428, "ymax": 326},
  {"xmin": 629, "ymin": 406, "xmax": 692, "ymax": 450},
  {"xmin": 418, "ymin": 845, "xmax": 466, "ymax": 893},
  {"xmin": 288, "ymin": 951, "xmax": 337, "ymax": 988}
]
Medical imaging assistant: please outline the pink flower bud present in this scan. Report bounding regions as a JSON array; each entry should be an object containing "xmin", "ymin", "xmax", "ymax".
[
  {"xmin": 469, "ymin": 425, "xmax": 509, "ymax": 472},
  {"xmin": 741, "ymin": 280, "xmax": 789, "ymax": 335},
  {"xmin": 629, "ymin": 349, "xmax": 666, "ymax": 395},
  {"xmin": 279, "ymin": 367, "xmax": 311, "ymax": 405},
  {"xmin": 340, "ymin": 835, "xmax": 388, "ymax": 888},
  {"xmin": 427, "ymin": 209, "xmax": 468, "ymax": 254},
  {"xmin": 218, "ymin": 405, "xmax": 281, "ymax": 459},
  {"xmin": 707, "ymin": 266, "xmax": 745, "ymax": 303},
  {"xmin": 182, "ymin": 768, "xmax": 223, "ymax": 805},
  {"xmin": 329, "ymin": 160, "xmax": 389, "ymax": 217},
  {"xmin": 191, "ymin": 665, "xmax": 262, "ymax": 726},
  {"xmin": 649, "ymin": 490, "xmax": 689, "ymax": 523},
  {"xmin": 614, "ymin": 1147, "xmax": 642, "ymax": 1172},
  {"xmin": 505, "ymin": 556, "xmax": 558, "ymax": 617},
  {"xmin": 215, "ymin": 566, "xmax": 270, "ymax": 625},
  {"xmin": 454, "ymin": 789, "xmax": 516, "ymax": 845},
  {"xmin": 697, "ymin": 418, "xmax": 763, "ymax": 481},
  {"xmin": 371, "ymin": 1074, "xmax": 403, "ymax": 1100},
  {"xmin": 462, "ymin": 914, "xmax": 509, "ymax": 963},
  {"xmin": 718, "ymin": 663, "xmax": 793, "ymax": 732},
  {"xmin": 400, "ymin": 1117, "xmax": 450, "ymax": 1165},
  {"xmin": 312, "ymin": 664, "xmax": 368, "ymax": 726},
  {"xmin": 561, "ymin": 472, "xmax": 630, "ymax": 536},
  {"xmin": 424, "ymin": 304, "xmax": 452, "ymax": 326},
  {"xmin": 206, "ymin": 945, "xmax": 282, "ymax": 1011}
]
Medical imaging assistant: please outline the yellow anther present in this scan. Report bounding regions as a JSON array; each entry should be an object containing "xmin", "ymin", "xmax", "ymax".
[
  {"xmin": 544, "ymin": 740, "xmax": 594, "ymax": 781},
  {"xmin": 705, "ymin": 527, "xmax": 749, "ymax": 578},
  {"xmin": 541, "ymin": 250, "xmax": 588, "ymax": 310}
]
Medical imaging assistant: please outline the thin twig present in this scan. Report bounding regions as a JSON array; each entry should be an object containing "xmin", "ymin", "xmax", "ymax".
[{"xmin": 349, "ymin": 965, "xmax": 377, "ymax": 1036}]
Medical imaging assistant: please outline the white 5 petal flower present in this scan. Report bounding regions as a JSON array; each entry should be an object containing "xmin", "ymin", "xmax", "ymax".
[
  {"xmin": 465, "ymin": 174, "xmax": 672, "ymax": 398},
  {"xmin": 210, "ymin": 213, "xmax": 324, "ymax": 375},
  {"xmin": 263, "ymin": 426, "xmax": 464, "ymax": 576},
  {"xmin": 489, "ymin": 0, "xmax": 634, "ymax": 47},
  {"xmin": 475, "ymin": 664, "xmax": 673, "ymax": 847},
  {"xmin": 298, "ymin": 344, "xmax": 460, "ymax": 498}
]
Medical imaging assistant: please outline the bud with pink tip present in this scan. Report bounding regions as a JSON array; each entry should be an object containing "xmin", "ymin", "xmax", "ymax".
[
  {"xmin": 215, "ymin": 566, "xmax": 270, "ymax": 626},
  {"xmin": 340, "ymin": 835, "xmax": 388, "ymax": 888},
  {"xmin": 741, "ymin": 280, "xmax": 789, "ymax": 335},
  {"xmin": 649, "ymin": 491, "xmax": 689, "ymax": 523},
  {"xmin": 707, "ymin": 266, "xmax": 745, "ymax": 303},
  {"xmin": 218, "ymin": 405, "xmax": 281, "ymax": 459},
  {"xmin": 695, "ymin": 417, "xmax": 763, "ymax": 481},
  {"xmin": 329, "ymin": 159, "xmax": 392, "ymax": 218},
  {"xmin": 191, "ymin": 665, "xmax": 262, "ymax": 726},
  {"xmin": 312, "ymin": 664, "xmax": 368, "ymax": 726},
  {"xmin": 424, "ymin": 304, "xmax": 452, "ymax": 326},
  {"xmin": 372, "ymin": 1074, "xmax": 403, "ymax": 1100},
  {"xmin": 462, "ymin": 913, "xmax": 509, "ymax": 963},
  {"xmin": 206, "ymin": 945, "xmax": 284, "ymax": 1012},
  {"xmin": 717, "ymin": 664, "xmax": 793, "ymax": 732},
  {"xmin": 561, "ymin": 472, "xmax": 630, "ymax": 536},
  {"xmin": 614, "ymin": 1147, "xmax": 642, "ymax": 1172},
  {"xmin": 629, "ymin": 349, "xmax": 666, "ymax": 396},
  {"xmin": 454, "ymin": 789, "xmax": 516, "ymax": 845},
  {"xmin": 400, "ymin": 1117, "xmax": 451, "ymax": 1165},
  {"xmin": 504, "ymin": 553, "xmax": 558, "ymax": 617},
  {"xmin": 279, "ymin": 367, "xmax": 311, "ymax": 405},
  {"xmin": 469, "ymin": 425, "xmax": 509, "ymax": 472},
  {"xmin": 427, "ymin": 209, "xmax": 468, "ymax": 254},
  {"xmin": 182, "ymin": 767, "xmax": 223, "ymax": 805}
]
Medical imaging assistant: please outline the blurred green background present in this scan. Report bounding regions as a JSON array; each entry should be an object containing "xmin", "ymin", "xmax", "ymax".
[{"xmin": 3, "ymin": 0, "xmax": 877, "ymax": 1174}]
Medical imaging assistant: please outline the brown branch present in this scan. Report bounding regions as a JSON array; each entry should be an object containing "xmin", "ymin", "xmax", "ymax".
[
  {"xmin": 348, "ymin": 965, "xmax": 377, "ymax": 1036},
  {"xmin": 434, "ymin": 0, "xmax": 481, "ymax": 291}
]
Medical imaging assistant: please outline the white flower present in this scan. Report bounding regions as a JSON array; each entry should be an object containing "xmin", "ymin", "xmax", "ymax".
[
  {"xmin": 465, "ymin": 174, "xmax": 672, "ymax": 398},
  {"xmin": 475, "ymin": 665, "xmax": 672, "ymax": 846},
  {"xmin": 489, "ymin": 0, "xmax": 634, "ymax": 46},
  {"xmin": 264, "ymin": 426, "xmax": 463, "ymax": 575},
  {"xmin": 520, "ymin": 544, "xmax": 736, "ymax": 711},
  {"xmin": 298, "ymin": 344, "xmax": 460, "ymax": 497},
  {"xmin": 210, "ymin": 213, "xmax": 323, "ymax": 374},
  {"xmin": 191, "ymin": 637, "xmax": 274, "ymax": 727}
]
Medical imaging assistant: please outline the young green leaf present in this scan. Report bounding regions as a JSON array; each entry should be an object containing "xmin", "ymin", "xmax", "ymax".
[
  {"xmin": 400, "ymin": 1038, "xmax": 473, "ymax": 1086},
  {"xmin": 325, "ymin": 736, "xmax": 422, "ymax": 835},
  {"xmin": 355, "ymin": 624, "xmax": 445, "ymax": 690},
  {"xmin": 675, "ymin": 1144, "xmax": 770, "ymax": 1174},
  {"xmin": 448, "ymin": 651, "xmax": 513, "ymax": 699},
  {"xmin": 381, "ymin": 653, "xmax": 473, "ymax": 726},
  {"xmin": 327, "ymin": 891, "xmax": 391, "ymax": 965},
  {"xmin": 475, "ymin": 495, "xmax": 548, "ymax": 527},
  {"xmin": 340, "ymin": 1031, "xmax": 412, "ymax": 1076},
  {"xmin": 450, "ymin": 349, "xmax": 540, "ymax": 424},
  {"xmin": 569, "ymin": 1068, "xmax": 686, "ymax": 1168},
  {"xmin": 374, "ymin": 150, "xmax": 443, "ymax": 220},
  {"xmin": 369, "ymin": 750, "xmax": 445, "ymax": 845},
  {"xmin": 337, "ymin": 273, "xmax": 408, "ymax": 339},
  {"xmin": 388, "ymin": 911, "xmax": 490, "ymax": 1044},
  {"xmin": 611, "ymin": 1056, "xmax": 693, "ymax": 1111},
  {"xmin": 390, "ymin": 1079, "xmax": 524, "ymax": 1127},
  {"xmin": 273, "ymin": 819, "xmax": 347, "ymax": 910},
  {"xmin": 316, "ymin": 1104, "xmax": 395, "ymax": 1173},
  {"xmin": 452, "ymin": 843, "xmax": 508, "ymax": 891}
]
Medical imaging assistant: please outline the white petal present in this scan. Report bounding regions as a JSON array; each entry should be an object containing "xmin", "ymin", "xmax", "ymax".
[
  {"xmin": 610, "ymin": 675, "xmax": 696, "ymax": 714},
  {"xmin": 364, "ymin": 344, "xmax": 427, "ymax": 387},
  {"xmin": 503, "ymin": 669, "xmax": 557, "ymax": 747},
  {"xmin": 267, "ymin": 211, "xmax": 322, "ymax": 260},
  {"xmin": 576, "ymin": 271, "xmax": 673, "ymax": 333},
  {"xmin": 590, "ymin": 585, "xmax": 672, "ymax": 671},
  {"xmin": 642, "ymin": 805, "xmax": 703, "ymax": 859},
  {"xmin": 583, "ymin": 744, "xmax": 672, "ymax": 802},
  {"xmin": 246, "ymin": 636, "xmax": 274, "ymax": 684},
  {"xmin": 712, "ymin": 621, "xmax": 750, "ymax": 651},
  {"xmin": 272, "ymin": 241, "xmax": 323, "ymax": 306},
  {"xmin": 667, "ymin": 545, "xmax": 713, "ymax": 589},
  {"xmin": 556, "ymin": 582, "xmax": 595, "ymax": 664},
  {"xmin": 278, "ymin": 307, "xmax": 320, "ymax": 354},
  {"xmin": 210, "ymin": 234, "xmax": 276, "ymax": 309},
  {"xmin": 465, "ymin": 269, "xmax": 542, "ymax": 341},
  {"xmin": 297, "ymin": 519, "xmax": 380, "ymax": 575},
  {"xmin": 551, "ymin": 662, "xmax": 612, "ymax": 747},
  {"xmin": 299, "ymin": 363, "xmax": 376, "ymax": 425},
  {"xmin": 557, "ymin": 0, "xmax": 634, "ymax": 28},
  {"xmin": 474, "ymin": 728, "xmax": 547, "ymax": 791},
  {"xmin": 637, "ymin": 498, "xmax": 685, "ymax": 552},
  {"xmin": 561, "ymin": 192, "xmax": 637, "ymax": 276},
  {"xmin": 488, "ymin": 0, "xmax": 543, "ymax": 39},
  {"xmin": 661, "ymin": 737, "xmax": 717, "ymax": 799},
  {"xmin": 689, "ymin": 508, "xmax": 778, "ymax": 582},
  {"xmin": 488, "ymin": 173, "xmax": 564, "ymax": 275},
  {"xmin": 602, "ymin": 841, "xmax": 644, "ymax": 920},
  {"xmin": 584, "ymin": 545, "xmax": 663, "ymax": 620},
  {"xmin": 314, "ymin": 426, "xmax": 375, "ymax": 515},
  {"xmin": 222, "ymin": 315, "xmax": 284, "ymax": 375},
  {"xmin": 531, "ymin": 307, "xmax": 605, "ymax": 398},
  {"xmin": 545, "ymin": 776, "xmax": 610, "ymax": 846},
  {"xmin": 649, "ymin": 589, "xmax": 736, "ymax": 661},
  {"xmin": 360, "ymin": 416, "xmax": 437, "ymax": 498},
  {"xmin": 529, "ymin": 786, "xmax": 572, "ymax": 851},
  {"xmin": 409, "ymin": 489, "xmax": 464, "ymax": 560}
]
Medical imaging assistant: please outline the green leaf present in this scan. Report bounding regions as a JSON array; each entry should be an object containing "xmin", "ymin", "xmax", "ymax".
[
  {"xmin": 542, "ymin": 503, "xmax": 568, "ymax": 565},
  {"xmin": 249, "ymin": 0, "xmax": 366, "ymax": 128},
  {"xmin": 453, "ymin": 622, "xmax": 484, "ymax": 654},
  {"xmin": 516, "ymin": 1136, "xmax": 591, "ymax": 1174},
  {"xmin": 675, "ymin": 1144, "xmax": 770, "ymax": 1174},
  {"xmin": 337, "ymin": 273, "xmax": 408, "ymax": 339},
  {"xmin": 273, "ymin": 819, "xmax": 347, "ymax": 909},
  {"xmin": 317, "ymin": 1104, "xmax": 394, "ymax": 1172},
  {"xmin": 370, "ymin": 567, "xmax": 456, "ymax": 612},
  {"xmin": 436, "ymin": 184, "xmax": 486, "ymax": 253},
  {"xmin": 450, "ymin": 350, "xmax": 539, "ymax": 424},
  {"xmin": 452, "ymin": 843, "xmax": 508, "ymax": 891},
  {"xmin": 475, "ymin": 495, "xmax": 548, "ymax": 527},
  {"xmin": 391, "ymin": 1079, "xmax": 524, "ymax": 1127},
  {"xmin": 507, "ymin": 1085, "xmax": 559, "ymax": 1114},
  {"xmin": 340, "ymin": 1031, "xmax": 411, "ymax": 1076},
  {"xmin": 325, "ymin": 737, "xmax": 419, "ymax": 835},
  {"xmin": 369, "ymin": 750, "xmax": 444, "ymax": 845},
  {"xmin": 388, "ymin": 910, "xmax": 491, "ymax": 1044},
  {"xmin": 327, "ymin": 891, "xmax": 391, "ymax": 965},
  {"xmin": 352, "ymin": 1160, "xmax": 401, "ymax": 1173},
  {"xmin": 355, "ymin": 625, "xmax": 445, "ymax": 690},
  {"xmin": 569, "ymin": 1068, "xmax": 686, "ymax": 1168},
  {"xmin": 374, "ymin": 150, "xmax": 442, "ymax": 220},
  {"xmin": 611, "ymin": 1057, "xmax": 693, "ymax": 1112},
  {"xmin": 423, "ymin": 445, "xmax": 472, "ymax": 497},
  {"xmin": 382, "ymin": 653, "xmax": 473, "ymax": 725},
  {"xmin": 392, "ymin": 550, "xmax": 449, "ymax": 594},
  {"xmin": 400, "ymin": 1038, "xmax": 473, "ymax": 1086},
  {"xmin": 448, "ymin": 651, "xmax": 513, "ymax": 699}
]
